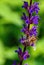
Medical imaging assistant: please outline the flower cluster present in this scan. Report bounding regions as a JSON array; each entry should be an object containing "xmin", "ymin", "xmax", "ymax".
[
  {"xmin": 15, "ymin": 48, "xmax": 30, "ymax": 60},
  {"xmin": 13, "ymin": 0, "xmax": 40, "ymax": 65},
  {"xmin": 29, "ymin": 2, "xmax": 40, "ymax": 14},
  {"xmin": 21, "ymin": 1, "xmax": 40, "ymax": 47}
]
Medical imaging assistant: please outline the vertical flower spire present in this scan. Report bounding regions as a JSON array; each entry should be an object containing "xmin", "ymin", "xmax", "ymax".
[
  {"xmin": 21, "ymin": 0, "xmax": 40, "ymax": 47},
  {"xmin": 13, "ymin": 0, "xmax": 40, "ymax": 65}
]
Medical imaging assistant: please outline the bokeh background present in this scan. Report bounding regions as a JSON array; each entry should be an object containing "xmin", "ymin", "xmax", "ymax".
[{"xmin": 0, "ymin": 0, "xmax": 44, "ymax": 65}]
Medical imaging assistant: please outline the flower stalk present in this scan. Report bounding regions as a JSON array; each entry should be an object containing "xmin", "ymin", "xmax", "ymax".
[
  {"xmin": 12, "ymin": 0, "xmax": 40, "ymax": 65},
  {"xmin": 20, "ymin": 0, "xmax": 32, "ymax": 65}
]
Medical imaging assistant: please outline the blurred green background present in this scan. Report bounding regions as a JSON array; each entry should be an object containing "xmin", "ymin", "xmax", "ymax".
[{"xmin": 0, "ymin": 0, "xmax": 44, "ymax": 65}]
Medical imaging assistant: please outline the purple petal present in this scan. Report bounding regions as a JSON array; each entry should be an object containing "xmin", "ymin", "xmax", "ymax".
[
  {"xmin": 25, "ymin": 19, "xmax": 29, "ymax": 24},
  {"xmin": 23, "ymin": 51, "xmax": 30, "ymax": 60},
  {"xmin": 33, "ymin": 19, "xmax": 38, "ymax": 24},
  {"xmin": 15, "ymin": 47, "xmax": 22, "ymax": 55},
  {"xmin": 20, "ymin": 36, "xmax": 26, "ymax": 43},
  {"xmin": 29, "ymin": 26, "xmax": 38, "ymax": 36},
  {"xmin": 22, "ymin": 1, "xmax": 28, "ymax": 8},
  {"xmin": 29, "ymin": 2, "xmax": 40, "ymax": 14},
  {"xmin": 21, "ymin": 13, "xmax": 27, "ymax": 20}
]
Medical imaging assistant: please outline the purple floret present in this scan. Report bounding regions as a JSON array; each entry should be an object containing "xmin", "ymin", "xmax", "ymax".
[
  {"xmin": 21, "ymin": 13, "xmax": 30, "ymax": 24},
  {"xmin": 23, "ymin": 51, "xmax": 30, "ymax": 60},
  {"xmin": 21, "ymin": 13, "xmax": 27, "ymax": 20},
  {"xmin": 29, "ymin": 2, "xmax": 40, "ymax": 14},
  {"xmin": 15, "ymin": 48, "xmax": 30, "ymax": 60},
  {"xmin": 22, "ymin": 13, "xmax": 39, "ymax": 25},
  {"xmin": 20, "ymin": 36, "xmax": 26, "ymax": 44},
  {"xmin": 30, "ymin": 15, "xmax": 39, "ymax": 24},
  {"xmin": 15, "ymin": 47, "xmax": 22, "ymax": 55},
  {"xmin": 29, "ymin": 26, "xmax": 38, "ymax": 36},
  {"xmin": 22, "ymin": 1, "xmax": 28, "ymax": 9},
  {"xmin": 21, "ymin": 26, "xmax": 29, "ymax": 35}
]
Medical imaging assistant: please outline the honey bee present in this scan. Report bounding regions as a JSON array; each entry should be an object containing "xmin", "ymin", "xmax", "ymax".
[
  {"xmin": 28, "ymin": 35, "xmax": 37, "ymax": 46},
  {"xmin": 22, "ymin": 35, "xmax": 37, "ymax": 46}
]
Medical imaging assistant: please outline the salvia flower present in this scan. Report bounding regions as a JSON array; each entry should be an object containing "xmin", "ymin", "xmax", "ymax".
[
  {"xmin": 20, "ymin": 36, "xmax": 26, "ymax": 44},
  {"xmin": 21, "ymin": 13, "xmax": 27, "ymax": 20},
  {"xmin": 21, "ymin": 26, "xmax": 38, "ymax": 36},
  {"xmin": 15, "ymin": 48, "xmax": 22, "ymax": 55},
  {"xmin": 23, "ymin": 51, "xmax": 30, "ymax": 60},
  {"xmin": 22, "ymin": 1, "xmax": 28, "ymax": 9},
  {"xmin": 29, "ymin": 26, "xmax": 38, "ymax": 36},
  {"xmin": 29, "ymin": 2, "xmax": 40, "ymax": 14},
  {"xmin": 21, "ymin": 26, "xmax": 29, "ymax": 35},
  {"xmin": 21, "ymin": 13, "xmax": 30, "ymax": 24},
  {"xmin": 15, "ymin": 48, "xmax": 30, "ymax": 61},
  {"xmin": 22, "ymin": 14, "xmax": 39, "ymax": 25},
  {"xmin": 30, "ymin": 15, "xmax": 39, "ymax": 24}
]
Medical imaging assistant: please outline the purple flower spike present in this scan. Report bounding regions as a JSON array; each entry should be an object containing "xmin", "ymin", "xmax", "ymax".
[
  {"xmin": 30, "ymin": 26, "xmax": 38, "ymax": 36},
  {"xmin": 22, "ymin": 1, "xmax": 28, "ymax": 9},
  {"xmin": 13, "ymin": 0, "xmax": 40, "ymax": 65},
  {"xmin": 29, "ymin": 2, "xmax": 40, "ymax": 14},
  {"xmin": 23, "ymin": 51, "xmax": 30, "ymax": 60}
]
